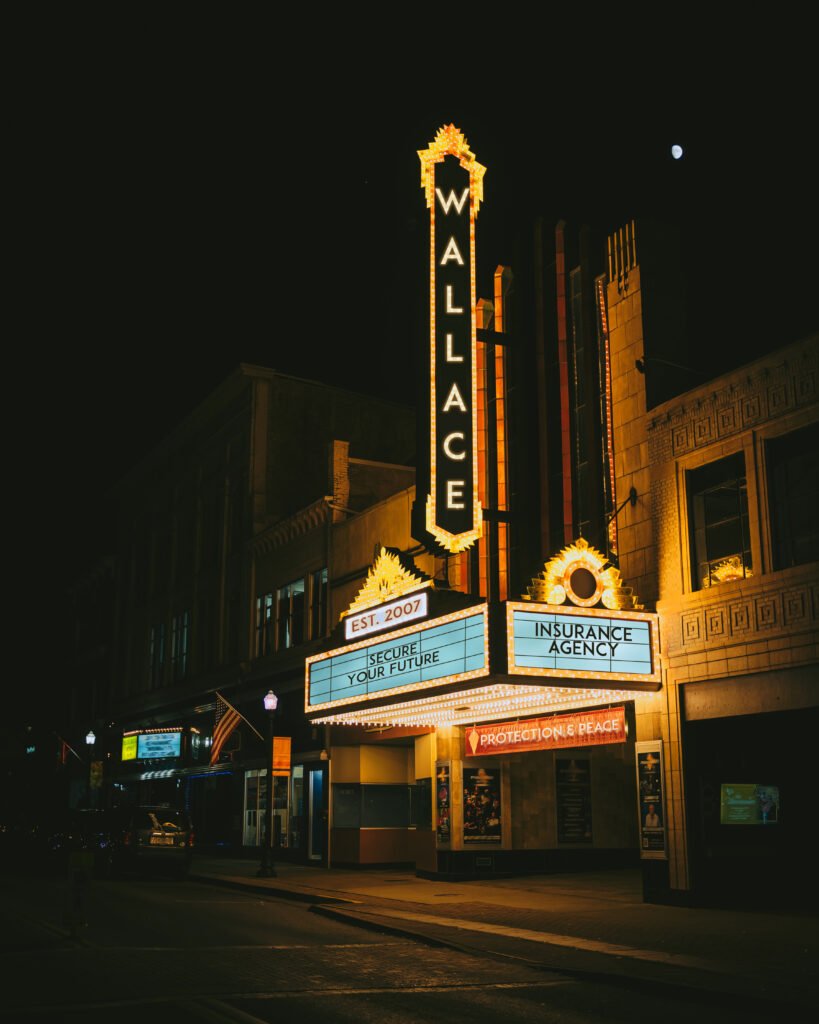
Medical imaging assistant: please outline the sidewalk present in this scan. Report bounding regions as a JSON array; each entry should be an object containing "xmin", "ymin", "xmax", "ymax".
[{"xmin": 190, "ymin": 855, "xmax": 818, "ymax": 1009}]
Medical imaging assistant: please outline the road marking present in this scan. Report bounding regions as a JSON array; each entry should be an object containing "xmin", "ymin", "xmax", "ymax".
[
  {"xmin": 20, "ymin": 979, "xmax": 576, "ymax": 1015},
  {"xmin": 8, "ymin": 941, "xmax": 401, "ymax": 953},
  {"xmin": 241, "ymin": 980, "xmax": 575, "ymax": 998}
]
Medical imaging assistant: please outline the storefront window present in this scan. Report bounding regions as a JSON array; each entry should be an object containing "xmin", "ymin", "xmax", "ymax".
[
  {"xmin": 244, "ymin": 769, "xmax": 289, "ymax": 848},
  {"xmin": 290, "ymin": 765, "xmax": 304, "ymax": 850},
  {"xmin": 331, "ymin": 784, "xmax": 413, "ymax": 828}
]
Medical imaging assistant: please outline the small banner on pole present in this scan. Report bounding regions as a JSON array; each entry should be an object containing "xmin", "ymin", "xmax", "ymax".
[{"xmin": 273, "ymin": 736, "xmax": 291, "ymax": 777}]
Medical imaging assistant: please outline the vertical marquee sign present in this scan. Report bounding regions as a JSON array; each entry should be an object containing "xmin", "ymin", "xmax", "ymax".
[{"xmin": 419, "ymin": 125, "xmax": 485, "ymax": 552}]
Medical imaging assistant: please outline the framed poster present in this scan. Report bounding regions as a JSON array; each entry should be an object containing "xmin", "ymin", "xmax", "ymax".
[
  {"xmin": 463, "ymin": 764, "xmax": 501, "ymax": 844},
  {"xmin": 436, "ymin": 762, "xmax": 451, "ymax": 845},
  {"xmin": 635, "ymin": 741, "xmax": 667, "ymax": 859},
  {"xmin": 556, "ymin": 758, "xmax": 593, "ymax": 844}
]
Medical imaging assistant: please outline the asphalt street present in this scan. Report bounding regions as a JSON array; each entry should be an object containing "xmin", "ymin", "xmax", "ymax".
[{"xmin": 2, "ymin": 865, "xmax": 813, "ymax": 1023}]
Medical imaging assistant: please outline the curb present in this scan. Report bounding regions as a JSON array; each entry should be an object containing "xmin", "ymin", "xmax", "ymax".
[
  {"xmin": 189, "ymin": 872, "xmax": 355, "ymax": 905},
  {"xmin": 309, "ymin": 903, "xmax": 809, "ymax": 1015}
]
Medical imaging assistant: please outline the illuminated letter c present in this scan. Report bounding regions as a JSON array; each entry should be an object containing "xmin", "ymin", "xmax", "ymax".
[{"xmin": 443, "ymin": 432, "xmax": 466, "ymax": 461}]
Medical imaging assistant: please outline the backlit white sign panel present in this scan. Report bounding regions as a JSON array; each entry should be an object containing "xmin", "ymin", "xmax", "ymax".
[
  {"xmin": 344, "ymin": 590, "xmax": 429, "ymax": 641},
  {"xmin": 136, "ymin": 731, "xmax": 182, "ymax": 760},
  {"xmin": 507, "ymin": 602, "xmax": 660, "ymax": 684},
  {"xmin": 307, "ymin": 605, "xmax": 489, "ymax": 713}
]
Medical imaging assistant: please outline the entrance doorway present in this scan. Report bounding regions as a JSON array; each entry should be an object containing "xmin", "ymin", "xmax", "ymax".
[{"xmin": 308, "ymin": 767, "xmax": 326, "ymax": 862}]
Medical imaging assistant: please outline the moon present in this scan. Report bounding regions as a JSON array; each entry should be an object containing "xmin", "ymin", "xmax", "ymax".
[{"xmin": 671, "ymin": 144, "xmax": 683, "ymax": 160}]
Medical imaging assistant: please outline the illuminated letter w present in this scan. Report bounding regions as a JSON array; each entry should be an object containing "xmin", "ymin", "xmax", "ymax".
[{"xmin": 435, "ymin": 188, "xmax": 469, "ymax": 215}]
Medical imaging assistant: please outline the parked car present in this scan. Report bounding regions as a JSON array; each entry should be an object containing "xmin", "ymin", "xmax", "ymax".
[
  {"xmin": 114, "ymin": 805, "xmax": 194, "ymax": 878},
  {"xmin": 41, "ymin": 808, "xmax": 121, "ymax": 877}
]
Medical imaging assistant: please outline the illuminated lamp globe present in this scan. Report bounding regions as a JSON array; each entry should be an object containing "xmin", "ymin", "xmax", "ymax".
[
  {"xmin": 263, "ymin": 690, "xmax": 278, "ymax": 712},
  {"xmin": 85, "ymin": 730, "xmax": 96, "ymax": 745},
  {"xmin": 671, "ymin": 144, "xmax": 683, "ymax": 160}
]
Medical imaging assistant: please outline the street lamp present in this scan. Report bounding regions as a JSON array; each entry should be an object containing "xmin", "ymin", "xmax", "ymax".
[{"xmin": 257, "ymin": 690, "xmax": 278, "ymax": 877}]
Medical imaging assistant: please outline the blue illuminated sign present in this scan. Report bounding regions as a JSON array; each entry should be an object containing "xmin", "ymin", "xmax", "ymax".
[
  {"xmin": 137, "ymin": 731, "xmax": 182, "ymax": 760},
  {"xmin": 508, "ymin": 604, "xmax": 660, "ymax": 683},
  {"xmin": 307, "ymin": 607, "xmax": 488, "ymax": 711}
]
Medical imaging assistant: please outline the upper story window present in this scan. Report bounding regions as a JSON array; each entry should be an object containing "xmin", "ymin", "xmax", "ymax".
[
  {"xmin": 256, "ymin": 593, "xmax": 274, "ymax": 657},
  {"xmin": 277, "ymin": 579, "xmax": 305, "ymax": 649},
  {"xmin": 255, "ymin": 572, "xmax": 324, "ymax": 658},
  {"xmin": 149, "ymin": 622, "xmax": 165, "ymax": 688},
  {"xmin": 310, "ymin": 568, "xmax": 328, "ymax": 639},
  {"xmin": 688, "ymin": 452, "xmax": 752, "ymax": 590},
  {"xmin": 170, "ymin": 610, "xmax": 190, "ymax": 680},
  {"xmin": 767, "ymin": 421, "xmax": 819, "ymax": 570}
]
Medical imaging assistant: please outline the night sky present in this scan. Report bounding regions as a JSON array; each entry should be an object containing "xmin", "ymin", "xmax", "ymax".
[{"xmin": 10, "ymin": 38, "xmax": 817, "ymax": 714}]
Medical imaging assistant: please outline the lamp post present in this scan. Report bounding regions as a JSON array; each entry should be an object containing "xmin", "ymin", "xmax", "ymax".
[
  {"xmin": 257, "ymin": 690, "xmax": 278, "ymax": 877},
  {"xmin": 85, "ymin": 730, "xmax": 96, "ymax": 808}
]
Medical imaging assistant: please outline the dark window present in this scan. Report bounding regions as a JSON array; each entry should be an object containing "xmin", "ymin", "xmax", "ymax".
[
  {"xmin": 149, "ymin": 623, "xmax": 165, "ymax": 688},
  {"xmin": 255, "ymin": 593, "xmax": 274, "ymax": 657},
  {"xmin": 767, "ymin": 422, "xmax": 819, "ymax": 569},
  {"xmin": 310, "ymin": 568, "xmax": 328, "ymax": 639},
  {"xmin": 331, "ymin": 784, "xmax": 413, "ymax": 828},
  {"xmin": 170, "ymin": 611, "xmax": 190, "ymax": 680},
  {"xmin": 688, "ymin": 452, "xmax": 752, "ymax": 590},
  {"xmin": 277, "ymin": 579, "xmax": 305, "ymax": 649}
]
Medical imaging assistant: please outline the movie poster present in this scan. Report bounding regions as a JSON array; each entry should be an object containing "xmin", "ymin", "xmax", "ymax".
[
  {"xmin": 636, "ymin": 741, "xmax": 667, "ymax": 858},
  {"xmin": 463, "ymin": 764, "xmax": 502, "ymax": 844},
  {"xmin": 436, "ymin": 762, "xmax": 451, "ymax": 844}
]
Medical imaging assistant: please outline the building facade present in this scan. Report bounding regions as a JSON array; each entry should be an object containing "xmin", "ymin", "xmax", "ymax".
[{"xmin": 76, "ymin": 127, "xmax": 817, "ymax": 911}]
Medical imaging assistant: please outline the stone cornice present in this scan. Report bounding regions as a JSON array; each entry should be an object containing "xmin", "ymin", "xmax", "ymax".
[{"xmin": 251, "ymin": 497, "xmax": 329, "ymax": 555}]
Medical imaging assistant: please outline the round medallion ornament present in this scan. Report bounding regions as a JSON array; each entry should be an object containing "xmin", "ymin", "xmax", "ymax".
[{"xmin": 522, "ymin": 537, "xmax": 644, "ymax": 611}]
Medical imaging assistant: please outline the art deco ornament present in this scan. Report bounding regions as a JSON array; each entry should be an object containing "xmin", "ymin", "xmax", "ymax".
[
  {"xmin": 523, "ymin": 537, "xmax": 644, "ymax": 611},
  {"xmin": 339, "ymin": 546, "xmax": 433, "ymax": 620}
]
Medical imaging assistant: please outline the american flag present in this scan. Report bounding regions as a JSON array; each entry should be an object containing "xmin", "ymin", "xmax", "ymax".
[{"xmin": 211, "ymin": 692, "xmax": 242, "ymax": 764}]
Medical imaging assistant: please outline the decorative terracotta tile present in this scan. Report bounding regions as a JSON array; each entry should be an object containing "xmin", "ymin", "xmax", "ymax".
[
  {"xmin": 755, "ymin": 595, "xmax": 779, "ymax": 629},
  {"xmin": 694, "ymin": 416, "xmax": 714, "ymax": 446},
  {"xmin": 783, "ymin": 589, "xmax": 808, "ymax": 626},
  {"xmin": 767, "ymin": 383, "xmax": 791, "ymax": 415},
  {"xmin": 705, "ymin": 607, "xmax": 727, "ymax": 639},
  {"xmin": 682, "ymin": 611, "xmax": 703, "ymax": 643},
  {"xmin": 717, "ymin": 404, "xmax": 738, "ymax": 436},
  {"xmin": 741, "ymin": 394, "xmax": 764, "ymax": 426},
  {"xmin": 672, "ymin": 425, "xmax": 690, "ymax": 456},
  {"xmin": 796, "ymin": 370, "xmax": 816, "ymax": 404},
  {"xmin": 729, "ymin": 602, "xmax": 752, "ymax": 634}
]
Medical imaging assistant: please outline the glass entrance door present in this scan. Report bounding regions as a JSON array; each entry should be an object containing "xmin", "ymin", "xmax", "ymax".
[
  {"xmin": 308, "ymin": 767, "xmax": 326, "ymax": 862},
  {"xmin": 243, "ymin": 770, "xmax": 261, "ymax": 847}
]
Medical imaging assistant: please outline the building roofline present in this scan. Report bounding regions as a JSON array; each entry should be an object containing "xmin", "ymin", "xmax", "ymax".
[
  {"xmin": 109, "ymin": 364, "xmax": 416, "ymax": 495},
  {"xmin": 647, "ymin": 333, "xmax": 818, "ymax": 422}
]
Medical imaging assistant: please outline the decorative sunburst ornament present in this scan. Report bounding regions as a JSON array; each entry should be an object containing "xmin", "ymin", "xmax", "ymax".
[
  {"xmin": 418, "ymin": 124, "xmax": 486, "ymax": 212},
  {"xmin": 703, "ymin": 555, "xmax": 751, "ymax": 588},
  {"xmin": 522, "ymin": 537, "xmax": 643, "ymax": 611},
  {"xmin": 339, "ymin": 547, "xmax": 433, "ymax": 621}
]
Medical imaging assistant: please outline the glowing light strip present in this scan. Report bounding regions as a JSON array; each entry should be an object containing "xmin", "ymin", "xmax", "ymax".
[
  {"xmin": 310, "ymin": 681, "xmax": 651, "ymax": 728},
  {"xmin": 305, "ymin": 604, "xmax": 490, "ymax": 714},
  {"xmin": 506, "ymin": 601, "xmax": 662, "ymax": 684},
  {"xmin": 597, "ymin": 277, "xmax": 617, "ymax": 556},
  {"xmin": 123, "ymin": 726, "xmax": 183, "ymax": 736}
]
